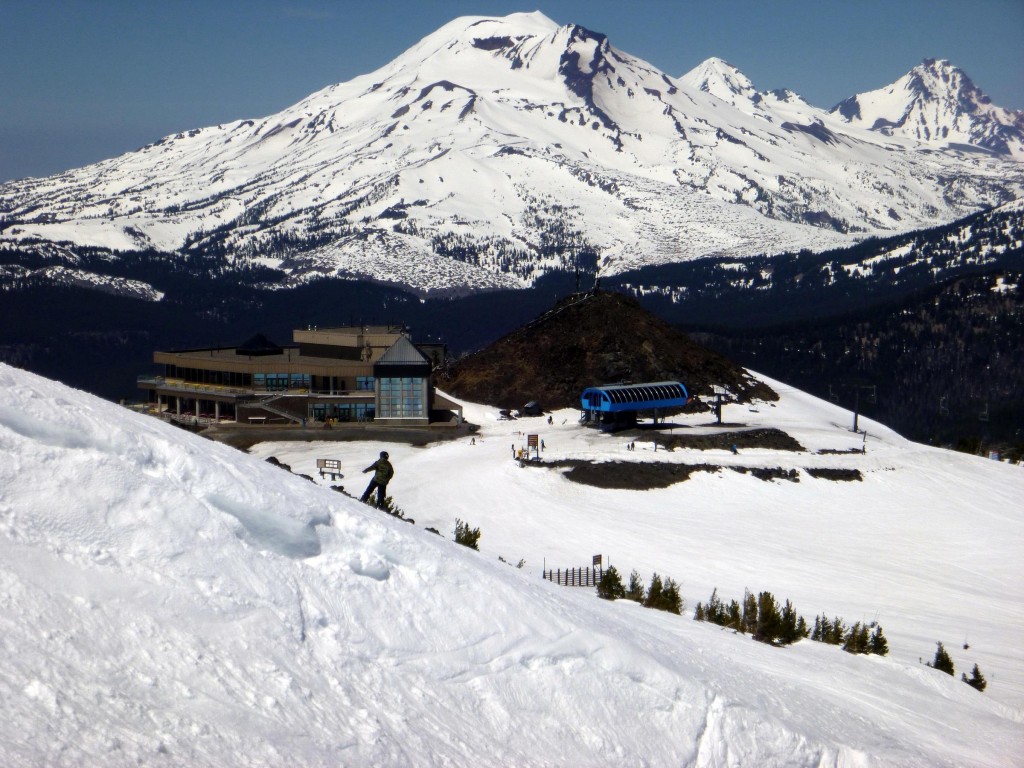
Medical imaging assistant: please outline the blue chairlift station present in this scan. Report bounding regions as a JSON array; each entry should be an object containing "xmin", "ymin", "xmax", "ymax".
[{"xmin": 580, "ymin": 381, "xmax": 689, "ymax": 431}]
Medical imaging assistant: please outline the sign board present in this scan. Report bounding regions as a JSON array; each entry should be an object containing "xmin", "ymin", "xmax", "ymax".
[
  {"xmin": 527, "ymin": 434, "xmax": 539, "ymax": 447},
  {"xmin": 592, "ymin": 554, "xmax": 602, "ymax": 566}
]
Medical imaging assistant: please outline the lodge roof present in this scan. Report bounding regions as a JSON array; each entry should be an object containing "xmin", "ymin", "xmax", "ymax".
[{"xmin": 376, "ymin": 336, "xmax": 430, "ymax": 366}]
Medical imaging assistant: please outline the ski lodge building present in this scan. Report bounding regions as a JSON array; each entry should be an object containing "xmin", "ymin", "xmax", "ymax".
[{"xmin": 137, "ymin": 326, "xmax": 462, "ymax": 428}]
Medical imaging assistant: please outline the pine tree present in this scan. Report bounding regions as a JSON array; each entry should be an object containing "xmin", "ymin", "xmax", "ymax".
[
  {"xmin": 726, "ymin": 599, "xmax": 741, "ymax": 631},
  {"xmin": 962, "ymin": 663, "xmax": 987, "ymax": 692},
  {"xmin": 780, "ymin": 599, "xmax": 803, "ymax": 644},
  {"xmin": 741, "ymin": 590, "xmax": 758, "ymax": 634},
  {"xmin": 644, "ymin": 573, "xmax": 664, "ymax": 610},
  {"xmin": 868, "ymin": 625, "xmax": 889, "ymax": 656},
  {"xmin": 843, "ymin": 622, "xmax": 870, "ymax": 654},
  {"xmin": 828, "ymin": 617, "xmax": 847, "ymax": 645},
  {"xmin": 812, "ymin": 615, "xmax": 822, "ymax": 642},
  {"xmin": 694, "ymin": 602, "xmax": 706, "ymax": 622},
  {"xmin": 626, "ymin": 570, "xmax": 646, "ymax": 602},
  {"xmin": 662, "ymin": 577, "xmax": 683, "ymax": 615},
  {"xmin": 754, "ymin": 591, "xmax": 784, "ymax": 644},
  {"xmin": 453, "ymin": 518, "xmax": 481, "ymax": 550},
  {"xmin": 705, "ymin": 588, "xmax": 723, "ymax": 623},
  {"xmin": 596, "ymin": 565, "xmax": 626, "ymax": 601},
  {"xmin": 931, "ymin": 642, "xmax": 955, "ymax": 676}
]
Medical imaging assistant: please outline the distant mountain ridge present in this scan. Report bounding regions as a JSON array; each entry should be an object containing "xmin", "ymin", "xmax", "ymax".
[{"xmin": 0, "ymin": 12, "xmax": 1022, "ymax": 295}]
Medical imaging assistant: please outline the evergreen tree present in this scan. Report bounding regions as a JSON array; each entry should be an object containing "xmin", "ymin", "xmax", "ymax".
[
  {"xmin": 626, "ymin": 570, "xmax": 646, "ymax": 602},
  {"xmin": 726, "ymin": 599, "xmax": 741, "ymax": 630},
  {"xmin": 829, "ymin": 617, "xmax": 847, "ymax": 645},
  {"xmin": 644, "ymin": 573, "xmax": 665, "ymax": 610},
  {"xmin": 596, "ymin": 565, "xmax": 626, "ymax": 601},
  {"xmin": 931, "ymin": 642, "xmax": 955, "ymax": 676},
  {"xmin": 706, "ymin": 588, "xmax": 724, "ymax": 623},
  {"xmin": 453, "ymin": 518, "xmax": 481, "ymax": 550},
  {"xmin": 812, "ymin": 615, "xmax": 822, "ymax": 642},
  {"xmin": 868, "ymin": 625, "xmax": 889, "ymax": 656},
  {"xmin": 843, "ymin": 622, "xmax": 866, "ymax": 654},
  {"xmin": 694, "ymin": 601, "xmax": 706, "ymax": 622},
  {"xmin": 962, "ymin": 663, "xmax": 987, "ymax": 692},
  {"xmin": 780, "ymin": 599, "xmax": 803, "ymax": 644},
  {"xmin": 754, "ymin": 591, "xmax": 783, "ymax": 644},
  {"xmin": 741, "ymin": 590, "xmax": 758, "ymax": 634},
  {"xmin": 662, "ymin": 577, "xmax": 683, "ymax": 615}
]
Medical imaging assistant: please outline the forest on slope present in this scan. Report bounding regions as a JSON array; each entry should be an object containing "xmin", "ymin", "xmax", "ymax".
[{"xmin": 696, "ymin": 271, "xmax": 1024, "ymax": 453}]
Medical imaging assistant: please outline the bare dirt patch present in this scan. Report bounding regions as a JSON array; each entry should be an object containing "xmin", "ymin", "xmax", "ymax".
[
  {"xmin": 524, "ymin": 459, "xmax": 720, "ymax": 489},
  {"xmin": 730, "ymin": 466, "xmax": 800, "ymax": 483},
  {"xmin": 805, "ymin": 467, "xmax": 863, "ymax": 481},
  {"xmin": 649, "ymin": 428, "xmax": 804, "ymax": 453}
]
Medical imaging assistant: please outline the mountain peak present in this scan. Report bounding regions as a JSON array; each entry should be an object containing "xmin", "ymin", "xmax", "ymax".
[
  {"xmin": 831, "ymin": 59, "xmax": 1024, "ymax": 158},
  {"xmin": 906, "ymin": 58, "xmax": 989, "ymax": 107},
  {"xmin": 679, "ymin": 57, "xmax": 757, "ymax": 104}
]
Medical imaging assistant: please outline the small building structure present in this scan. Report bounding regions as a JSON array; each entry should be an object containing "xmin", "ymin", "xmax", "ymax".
[
  {"xmin": 580, "ymin": 381, "xmax": 689, "ymax": 431},
  {"xmin": 137, "ymin": 325, "xmax": 459, "ymax": 428}
]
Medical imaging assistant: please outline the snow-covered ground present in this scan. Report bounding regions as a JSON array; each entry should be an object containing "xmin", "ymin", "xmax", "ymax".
[{"xmin": 1, "ymin": 362, "xmax": 1022, "ymax": 766}]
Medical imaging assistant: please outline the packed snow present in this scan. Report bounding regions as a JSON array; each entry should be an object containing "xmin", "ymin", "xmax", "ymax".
[{"xmin": 1, "ymin": 362, "xmax": 1022, "ymax": 765}]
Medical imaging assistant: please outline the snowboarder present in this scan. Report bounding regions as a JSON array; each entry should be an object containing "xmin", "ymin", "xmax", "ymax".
[
  {"xmin": 730, "ymin": 443, "xmax": 738, "ymax": 455},
  {"xmin": 360, "ymin": 451, "xmax": 394, "ymax": 507}
]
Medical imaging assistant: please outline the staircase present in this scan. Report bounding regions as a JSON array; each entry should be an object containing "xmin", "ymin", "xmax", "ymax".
[{"xmin": 247, "ymin": 393, "xmax": 304, "ymax": 424}]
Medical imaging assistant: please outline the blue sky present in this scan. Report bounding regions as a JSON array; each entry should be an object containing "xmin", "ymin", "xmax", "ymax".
[{"xmin": 1, "ymin": 0, "xmax": 1022, "ymax": 182}]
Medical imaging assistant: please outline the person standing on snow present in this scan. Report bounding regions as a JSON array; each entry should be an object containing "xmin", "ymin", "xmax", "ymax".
[{"xmin": 360, "ymin": 451, "xmax": 394, "ymax": 507}]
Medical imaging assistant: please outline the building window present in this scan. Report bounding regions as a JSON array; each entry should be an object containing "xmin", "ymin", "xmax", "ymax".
[
  {"xmin": 255, "ymin": 373, "xmax": 289, "ymax": 391},
  {"xmin": 378, "ymin": 376, "xmax": 425, "ymax": 418},
  {"xmin": 310, "ymin": 403, "xmax": 375, "ymax": 423},
  {"xmin": 356, "ymin": 376, "xmax": 375, "ymax": 391}
]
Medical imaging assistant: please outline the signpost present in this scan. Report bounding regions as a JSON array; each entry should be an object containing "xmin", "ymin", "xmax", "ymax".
[{"xmin": 527, "ymin": 433, "xmax": 539, "ymax": 460}]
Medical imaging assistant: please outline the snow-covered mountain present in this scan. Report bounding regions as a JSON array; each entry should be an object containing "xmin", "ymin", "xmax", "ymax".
[
  {"xmin": 832, "ymin": 59, "xmax": 1024, "ymax": 159},
  {"xmin": 2, "ymin": 362, "xmax": 1022, "ymax": 765},
  {"xmin": 1, "ymin": 13, "xmax": 1022, "ymax": 294}
]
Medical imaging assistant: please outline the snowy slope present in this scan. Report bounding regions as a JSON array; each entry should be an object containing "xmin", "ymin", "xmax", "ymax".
[
  {"xmin": 1, "ymin": 14, "xmax": 1022, "ymax": 294},
  {"xmin": 2, "ymin": 362, "xmax": 1022, "ymax": 766}
]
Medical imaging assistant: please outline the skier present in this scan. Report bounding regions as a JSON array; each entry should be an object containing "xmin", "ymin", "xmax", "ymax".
[{"xmin": 360, "ymin": 451, "xmax": 394, "ymax": 507}]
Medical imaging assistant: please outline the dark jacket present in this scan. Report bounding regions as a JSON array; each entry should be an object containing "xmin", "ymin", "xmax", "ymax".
[{"xmin": 365, "ymin": 458, "xmax": 394, "ymax": 484}]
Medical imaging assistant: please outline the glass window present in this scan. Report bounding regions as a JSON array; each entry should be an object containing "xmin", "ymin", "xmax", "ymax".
[{"xmin": 377, "ymin": 376, "xmax": 425, "ymax": 418}]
